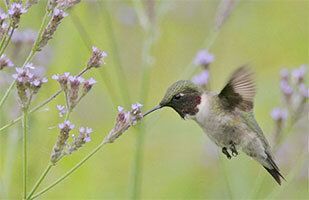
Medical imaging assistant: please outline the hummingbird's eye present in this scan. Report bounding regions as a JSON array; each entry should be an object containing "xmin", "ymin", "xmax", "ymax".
[{"xmin": 173, "ymin": 93, "xmax": 183, "ymax": 100}]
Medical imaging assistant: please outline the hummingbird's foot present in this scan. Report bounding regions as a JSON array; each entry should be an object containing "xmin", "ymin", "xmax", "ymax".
[
  {"xmin": 222, "ymin": 147, "xmax": 232, "ymax": 159},
  {"xmin": 229, "ymin": 142, "xmax": 238, "ymax": 157}
]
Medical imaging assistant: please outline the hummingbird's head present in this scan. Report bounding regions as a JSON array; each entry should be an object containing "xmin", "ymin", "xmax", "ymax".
[{"xmin": 144, "ymin": 80, "xmax": 203, "ymax": 118}]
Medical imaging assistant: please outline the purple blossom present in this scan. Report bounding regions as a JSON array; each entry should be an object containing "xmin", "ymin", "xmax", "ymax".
[
  {"xmin": 280, "ymin": 80, "xmax": 293, "ymax": 96},
  {"xmin": 8, "ymin": 3, "xmax": 27, "ymax": 27},
  {"xmin": 0, "ymin": 54, "xmax": 14, "ymax": 70},
  {"xmin": 192, "ymin": 70, "xmax": 209, "ymax": 86},
  {"xmin": 87, "ymin": 46, "xmax": 107, "ymax": 69},
  {"xmin": 58, "ymin": 120, "xmax": 75, "ymax": 131},
  {"xmin": 131, "ymin": 103, "xmax": 143, "ymax": 110},
  {"xmin": 193, "ymin": 49, "xmax": 214, "ymax": 68},
  {"xmin": 292, "ymin": 65, "xmax": 307, "ymax": 84},
  {"xmin": 271, "ymin": 108, "xmax": 288, "ymax": 121},
  {"xmin": 56, "ymin": 105, "xmax": 67, "ymax": 117},
  {"xmin": 79, "ymin": 127, "xmax": 92, "ymax": 143}
]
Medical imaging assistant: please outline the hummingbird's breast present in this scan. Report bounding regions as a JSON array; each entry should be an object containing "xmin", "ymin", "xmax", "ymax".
[{"xmin": 193, "ymin": 93, "xmax": 246, "ymax": 148}]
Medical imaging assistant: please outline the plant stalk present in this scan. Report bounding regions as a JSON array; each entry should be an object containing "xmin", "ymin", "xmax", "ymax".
[
  {"xmin": 22, "ymin": 108, "xmax": 29, "ymax": 199},
  {"xmin": 30, "ymin": 141, "xmax": 108, "ymax": 199}
]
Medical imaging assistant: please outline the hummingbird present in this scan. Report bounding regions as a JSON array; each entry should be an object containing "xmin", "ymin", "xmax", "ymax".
[{"xmin": 144, "ymin": 66, "xmax": 285, "ymax": 185}]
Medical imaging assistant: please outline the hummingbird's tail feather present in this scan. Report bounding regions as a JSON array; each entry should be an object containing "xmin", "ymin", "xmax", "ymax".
[{"xmin": 263, "ymin": 153, "xmax": 285, "ymax": 185}]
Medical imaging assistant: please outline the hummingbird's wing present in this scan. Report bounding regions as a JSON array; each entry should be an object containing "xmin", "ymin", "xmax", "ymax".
[{"xmin": 218, "ymin": 66, "xmax": 255, "ymax": 112}]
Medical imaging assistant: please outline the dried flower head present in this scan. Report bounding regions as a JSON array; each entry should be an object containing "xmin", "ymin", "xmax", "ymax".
[
  {"xmin": 50, "ymin": 120, "xmax": 75, "ymax": 164},
  {"xmin": 68, "ymin": 75, "xmax": 84, "ymax": 110},
  {"xmin": 37, "ymin": 8, "xmax": 68, "ymax": 51},
  {"xmin": 53, "ymin": 73, "xmax": 95, "ymax": 111},
  {"xmin": 87, "ymin": 46, "xmax": 107, "ymax": 69},
  {"xmin": 194, "ymin": 49, "xmax": 214, "ymax": 68},
  {"xmin": 192, "ymin": 70, "xmax": 209, "ymax": 87},
  {"xmin": 0, "ymin": 54, "xmax": 14, "ymax": 70},
  {"xmin": 52, "ymin": 72, "xmax": 70, "ymax": 92},
  {"xmin": 104, "ymin": 103, "xmax": 143, "ymax": 143},
  {"xmin": 82, "ymin": 78, "xmax": 96, "ymax": 95},
  {"xmin": 12, "ymin": 64, "xmax": 47, "ymax": 108},
  {"xmin": 8, "ymin": 3, "xmax": 27, "ymax": 28}
]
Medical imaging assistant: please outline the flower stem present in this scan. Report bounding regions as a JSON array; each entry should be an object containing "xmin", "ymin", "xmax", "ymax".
[
  {"xmin": 30, "ymin": 141, "xmax": 108, "ymax": 199},
  {"xmin": 22, "ymin": 108, "xmax": 29, "ymax": 199},
  {"xmin": 26, "ymin": 164, "xmax": 53, "ymax": 200}
]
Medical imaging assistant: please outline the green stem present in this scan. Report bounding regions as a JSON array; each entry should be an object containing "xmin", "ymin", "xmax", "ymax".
[
  {"xmin": 99, "ymin": 1, "xmax": 131, "ymax": 107},
  {"xmin": 130, "ymin": 1, "xmax": 155, "ymax": 199},
  {"xmin": 26, "ymin": 164, "xmax": 53, "ymax": 200},
  {"xmin": 0, "ymin": 25, "xmax": 10, "ymax": 54},
  {"xmin": 22, "ymin": 108, "xmax": 29, "ymax": 199},
  {"xmin": 0, "ymin": 26, "xmax": 15, "ymax": 56},
  {"xmin": 30, "ymin": 141, "xmax": 108, "ymax": 200}
]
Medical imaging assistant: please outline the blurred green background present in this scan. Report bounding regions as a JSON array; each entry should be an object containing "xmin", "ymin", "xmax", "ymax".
[{"xmin": 0, "ymin": 0, "xmax": 308, "ymax": 199}]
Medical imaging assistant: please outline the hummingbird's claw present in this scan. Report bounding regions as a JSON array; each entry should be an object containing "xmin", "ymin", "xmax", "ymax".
[
  {"xmin": 222, "ymin": 147, "xmax": 232, "ymax": 159},
  {"xmin": 229, "ymin": 142, "xmax": 238, "ymax": 157}
]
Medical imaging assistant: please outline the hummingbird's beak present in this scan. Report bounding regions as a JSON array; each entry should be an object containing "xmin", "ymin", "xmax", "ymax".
[{"xmin": 143, "ymin": 105, "xmax": 162, "ymax": 117}]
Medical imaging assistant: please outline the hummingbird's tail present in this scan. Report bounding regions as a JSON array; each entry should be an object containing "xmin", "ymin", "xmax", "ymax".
[{"xmin": 263, "ymin": 153, "xmax": 285, "ymax": 185}]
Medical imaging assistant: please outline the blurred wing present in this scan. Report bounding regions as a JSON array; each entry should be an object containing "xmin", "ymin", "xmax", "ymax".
[{"xmin": 218, "ymin": 66, "xmax": 255, "ymax": 111}]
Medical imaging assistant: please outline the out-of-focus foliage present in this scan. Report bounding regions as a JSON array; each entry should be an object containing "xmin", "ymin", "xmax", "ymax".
[{"xmin": 0, "ymin": 0, "xmax": 307, "ymax": 199}]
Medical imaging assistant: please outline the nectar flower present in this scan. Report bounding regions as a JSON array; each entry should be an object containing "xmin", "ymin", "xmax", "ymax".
[
  {"xmin": 271, "ymin": 108, "xmax": 288, "ymax": 121},
  {"xmin": 104, "ymin": 103, "xmax": 143, "ymax": 143},
  {"xmin": 192, "ymin": 70, "xmax": 209, "ymax": 86},
  {"xmin": 194, "ymin": 49, "xmax": 214, "ymax": 68},
  {"xmin": 0, "ymin": 54, "xmax": 14, "ymax": 70},
  {"xmin": 87, "ymin": 46, "xmax": 107, "ymax": 69},
  {"xmin": 8, "ymin": 3, "xmax": 27, "ymax": 28}
]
